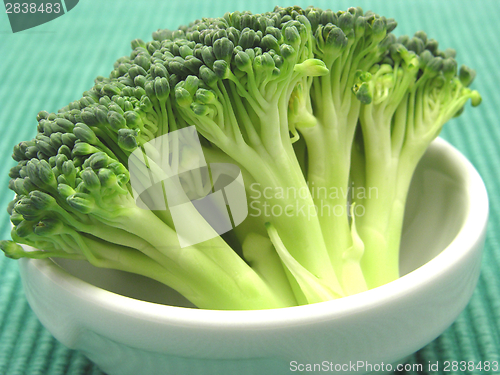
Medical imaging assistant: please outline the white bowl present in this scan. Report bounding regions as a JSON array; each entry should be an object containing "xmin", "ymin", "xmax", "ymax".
[{"xmin": 18, "ymin": 137, "xmax": 488, "ymax": 375}]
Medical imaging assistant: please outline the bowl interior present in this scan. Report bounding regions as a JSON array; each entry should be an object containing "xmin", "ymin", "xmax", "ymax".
[{"xmin": 53, "ymin": 138, "xmax": 470, "ymax": 308}]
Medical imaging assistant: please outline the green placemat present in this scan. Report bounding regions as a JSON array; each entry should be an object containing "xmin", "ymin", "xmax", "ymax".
[{"xmin": 0, "ymin": 1, "xmax": 499, "ymax": 374}]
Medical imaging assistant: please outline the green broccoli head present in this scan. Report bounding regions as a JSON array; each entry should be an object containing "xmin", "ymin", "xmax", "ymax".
[{"xmin": 1, "ymin": 6, "xmax": 482, "ymax": 309}]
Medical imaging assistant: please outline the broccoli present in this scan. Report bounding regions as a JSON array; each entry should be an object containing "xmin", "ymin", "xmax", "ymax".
[
  {"xmin": 350, "ymin": 33, "xmax": 481, "ymax": 288},
  {"xmin": 0, "ymin": 6, "xmax": 481, "ymax": 309}
]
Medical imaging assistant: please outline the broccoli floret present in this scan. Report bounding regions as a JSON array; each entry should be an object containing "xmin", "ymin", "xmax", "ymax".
[
  {"xmin": 290, "ymin": 6, "xmax": 398, "ymax": 293},
  {"xmin": 351, "ymin": 31, "xmax": 481, "ymax": 288},
  {"xmin": 3, "ymin": 35, "xmax": 300, "ymax": 309}
]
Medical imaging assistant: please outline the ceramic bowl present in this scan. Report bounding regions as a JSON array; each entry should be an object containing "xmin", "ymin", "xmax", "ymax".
[{"xmin": 17, "ymin": 137, "xmax": 488, "ymax": 375}]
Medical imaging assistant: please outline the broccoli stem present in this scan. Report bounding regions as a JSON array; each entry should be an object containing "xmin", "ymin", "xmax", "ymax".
[
  {"xmin": 266, "ymin": 222, "xmax": 341, "ymax": 304},
  {"xmin": 179, "ymin": 81, "xmax": 345, "ymax": 300},
  {"xmin": 242, "ymin": 232, "xmax": 298, "ymax": 305},
  {"xmin": 353, "ymin": 99, "xmax": 422, "ymax": 288},
  {"xmin": 353, "ymin": 104, "xmax": 397, "ymax": 288},
  {"xmin": 239, "ymin": 149, "xmax": 345, "ymax": 298},
  {"xmin": 299, "ymin": 123, "xmax": 353, "ymax": 272},
  {"xmin": 299, "ymin": 72, "xmax": 366, "ymax": 294},
  {"xmin": 355, "ymin": 157, "xmax": 417, "ymax": 288},
  {"xmin": 17, "ymin": 206, "xmax": 296, "ymax": 309}
]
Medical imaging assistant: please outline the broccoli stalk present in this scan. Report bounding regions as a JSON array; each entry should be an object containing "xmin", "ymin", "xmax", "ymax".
[
  {"xmin": 287, "ymin": 7, "xmax": 397, "ymax": 294},
  {"xmin": 163, "ymin": 9, "xmax": 344, "ymax": 302},
  {"xmin": 351, "ymin": 34, "xmax": 481, "ymax": 288}
]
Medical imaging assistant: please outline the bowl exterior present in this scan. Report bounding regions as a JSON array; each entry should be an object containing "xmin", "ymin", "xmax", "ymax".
[
  {"xmin": 18, "ymin": 232, "xmax": 485, "ymax": 375},
  {"xmin": 16, "ymin": 138, "xmax": 488, "ymax": 375}
]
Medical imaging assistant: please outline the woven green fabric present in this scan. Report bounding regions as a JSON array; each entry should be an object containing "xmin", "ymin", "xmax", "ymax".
[{"xmin": 0, "ymin": 0, "xmax": 499, "ymax": 374}]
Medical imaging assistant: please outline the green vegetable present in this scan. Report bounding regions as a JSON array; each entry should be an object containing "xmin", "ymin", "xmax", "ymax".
[{"xmin": 0, "ymin": 6, "xmax": 480, "ymax": 310}]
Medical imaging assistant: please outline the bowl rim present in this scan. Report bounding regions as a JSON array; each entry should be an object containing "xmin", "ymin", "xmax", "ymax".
[{"xmin": 22, "ymin": 137, "xmax": 489, "ymax": 328}]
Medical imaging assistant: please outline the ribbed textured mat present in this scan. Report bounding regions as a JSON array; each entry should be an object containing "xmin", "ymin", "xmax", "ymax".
[{"xmin": 0, "ymin": 1, "xmax": 498, "ymax": 374}]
